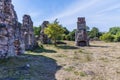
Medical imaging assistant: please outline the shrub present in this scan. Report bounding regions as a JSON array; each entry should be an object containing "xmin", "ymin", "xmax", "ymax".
[
  {"xmin": 114, "ymin": 32, "xmax": 120, "ymax": 42},
  {"xmin": 100, "ymin": 33, "xmax": 114, "ymax": 42}
]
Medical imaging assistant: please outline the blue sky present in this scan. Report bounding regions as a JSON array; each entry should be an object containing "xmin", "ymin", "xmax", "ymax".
[{"xmin": 12, "ymin": 0, "xmax": 120, "ymax": 32}]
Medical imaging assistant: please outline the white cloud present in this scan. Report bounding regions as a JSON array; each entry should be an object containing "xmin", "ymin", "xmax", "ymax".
[
  {"xmin": 48, "ymin": 0, "xmax": 100, "ymax": 21},
  {"xmin": 97, "ymin": 3, "xmax": 120, "ymax": 14},
  {"xmin": 12, "ymin": 0, "xmax": 120, "ymax": 31}
]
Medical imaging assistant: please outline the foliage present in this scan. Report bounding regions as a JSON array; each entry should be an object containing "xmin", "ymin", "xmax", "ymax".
[
  {"xmin": 44, "ymin": 19, "xmax": 64, "ymax": 46},
  {"xmin": 100, "ymin": 27, "xmax": 120, "ymax": 42},
  {"xmin": 109, "ymin": 27, "xmax": 120, "ymax": 35},
  {"xmin": 114, "ymin": 32, "xmax": 120, "ymax": 42},
  {"xmin": 33, "ymin": 26, "xmax": 41, "ymax": 37},
  {"xmin": 63, "ymin": 27, "xmax": 70, "ymax": 35},
  {"xmin": 88, "ymin": 27, "xmax": 100, "ymax": 38},
  {"xmin": 100, "ymin": 33, "xmax": 114, "ymax": 42},
  {"xmin": 68, "ymin": 29, "xmax": 76, "ymax": 41},
  {"xmin": 57, "ymin": 27, "xmax": 70, "ymax": 40}
]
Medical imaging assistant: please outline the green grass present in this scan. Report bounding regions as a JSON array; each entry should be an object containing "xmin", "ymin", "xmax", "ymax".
[
  {"xmin": 74, "ymin": 71, "xmax": 87, "ymax": 77},
  {"xmin": 64, "ymin": 66, "xmax": 75, "ymax": 72}
]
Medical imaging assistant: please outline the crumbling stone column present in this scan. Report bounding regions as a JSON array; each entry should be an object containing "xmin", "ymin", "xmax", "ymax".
[
  {"xmin": 75, "ymin": 17, "xmax": 89, "ymax": 46},
  {"xmin": 22, "ymin": 15, "xmax": 37, "ymax": 50},
  {"xmin": 39, "ymin": 21, "xmax": 51, "ymax": 44}
]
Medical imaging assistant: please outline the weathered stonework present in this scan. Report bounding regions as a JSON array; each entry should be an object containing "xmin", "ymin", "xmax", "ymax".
[
  {"xmin": 0, "ymin": 0, "xmax": 37, "ymax": 58},
  {"xmin": 22, "ymin": 15, "xmax": 37, "ymax": 50},
  {"xmin": 75, "ymin": 17, "xmax": 89, "ymax": 46},
  {"xmin": 40, "ymin": 21, "xmax": 51, "ymax": 44},
  {"xmin": 0, "ymin": 0, "xmax": 24, "ymax": 58}
]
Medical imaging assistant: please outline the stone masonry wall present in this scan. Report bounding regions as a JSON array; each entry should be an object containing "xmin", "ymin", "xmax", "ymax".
[
  {"xmin": 22, "ymin": 15, "xmax": 37, "ymax": 50},
  {"xmin": 75, "ymin": 17, "xmax": 89, "ymax": 46},
  {"xmin": 0, "ymin": 0, "xmax": 37, "ymax": 58}
]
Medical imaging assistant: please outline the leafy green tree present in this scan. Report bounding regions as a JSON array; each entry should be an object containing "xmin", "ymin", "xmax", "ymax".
[
  {"xmin": 65, "ymin": 35, "xmax": 71, "ymax": 40},
  {"xmin": 89, "ymin": 27, "xmax": 99, "ymax": 38},
  {"xmin": 100, "ymin": 33, "xmax": 114, "ymax": 42},
  {"xmin": 57, "ymin": 27, "xmax": 70, "ymax": 40},
  {"xmin": 109, "ymin": 27, "xmax": 120, "ymax": 35},
  {"xmin": 63, "ymin": 27, "xmax": 70, "ymax": 35},
  {"xmin": 33, "ymin": 26, "xmax": 41, "ymax": 37},
  {"xmin": 114, "ymin": 32, "xmax": 120, "ymax": 42},
  {"xmin": 44, "ymin": 19, "xmax": 64, "ymax": 46},
  {"xmin": 67, "ymin": 29, "xmax": 76, "ymax": 41}
]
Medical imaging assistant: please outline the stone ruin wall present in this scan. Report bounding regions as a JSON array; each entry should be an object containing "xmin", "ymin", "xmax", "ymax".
[
  {"xmin": 0, "ymin": 0, "xmax": 36, "ymax": 59},
  {"xmin": 22, "ymin": 15, "xmax": 37, "ymax": 50},
  {"xmin": 75, "ymin": 17, "xmax": 89, "ymax": 46},
  {"xmin": 40, "ymin": 21, "xmax": 51, "ymax": 44}
]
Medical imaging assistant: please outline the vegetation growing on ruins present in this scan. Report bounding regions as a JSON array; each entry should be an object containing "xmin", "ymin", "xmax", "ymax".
[{"xmin": 44, "ymin": 19, "xmax": 64, "ymax": 46}]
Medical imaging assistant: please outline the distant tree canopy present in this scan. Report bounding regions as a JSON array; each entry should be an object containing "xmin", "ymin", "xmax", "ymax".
[
  {"xmin": 34, "ymin": 21, "xmax": 120, "ymax": 43},
  {"xmin": 61, "ymin": 29, "xmax": 76, "ymax": 41},
  {"xmin": 44, "ymin": 19, "xmax": 64, "ymax": 46},
  {"xmin": 33, "ymin": 26, "xmax": 41, "ymax": 37},
  {"xmin": 63, "ymin": 27, "xmax": 70, "ymax": 35},
  {"xmin": 100, "ymin": 27, "xmax": 120, "ymax": 42},
  {"xmin": 109, "ymin": 27, "xmax": 120, "ymax": 35},
  {"xmin": 67, "ymin": 29, "xmax": 76, "ymax": 41},
  {"xmin": 100, "ymin": 33, "xmax": 114, "ymax": 42},
  {"xmin": 88, "ymin": 27, "xmax": 102, "ymax": 39}
]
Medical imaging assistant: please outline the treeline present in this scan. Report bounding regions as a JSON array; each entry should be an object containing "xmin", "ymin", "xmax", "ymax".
[
  {"xmin": 100, "ymin": 27, "xmax": 120, "ymax": 42},
  {"xmin": 33, "ymin": 25, "xmax": 120, "ymax": 42},
  {"xmin": 33, "ymin": 26, "xmax": 76, "ymax": 41}
]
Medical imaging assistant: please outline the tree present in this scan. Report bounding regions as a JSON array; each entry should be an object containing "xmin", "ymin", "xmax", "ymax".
[
  {"xmin": 63, "ymin": 27, "xmax": 70, "ymax": 35},
  {"xmin": 114, "ymin": 32, "xmax": 120, "ymax": 42},
  {"xmin": 44, "ymin": 19, "xmax": 64, "ymax": 46},
  {"xmin": 109, "ymin": 27, "xmax": 120, "ymax": 35},
  {"xmin": 100, "ymin": 27, "xmax": 120, "ymax": 42},
  {"xmin": 89, "ymin": 27, "xmax": 100, "ymax": 38},
  {"xmin": 100, "ymin": 33, "xmax": 114, "ymax": 42},
  {"xmin": 33, "ymin": 26, "xmax": 41, "ymax": 37},
  {"xmin": 67, "ymin": 29, "xmax": 76, "ymax": 41}
]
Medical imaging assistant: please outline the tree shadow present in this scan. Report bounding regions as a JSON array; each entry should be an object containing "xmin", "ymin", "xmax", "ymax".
[
  {"xmin": 89, "ymin": 45, "xmax": 110, "ymax": 48},
  {"xmin": 56, "ymin": 44, "xmax": 78, "ymax": 49},
  {"xmin": 56, "ymin": 41, "xmax": 67, "ymax": 44},
  {"xmin": 0, "ymin": 54, "xmax": 62, "ymax": 80},
  {"xmin": 28, "ymin": 47, "xmax": 57, "ymax": 53}
]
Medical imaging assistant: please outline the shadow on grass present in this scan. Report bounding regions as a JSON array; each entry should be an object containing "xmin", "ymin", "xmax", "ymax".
[
  {"xmin": 29, "ymin": 47, "xmax": 57, "ymax": 53},
  {"xmin": 56, "ymin": 41, "xmax": 67, "ymax": 44},
  {"xmin": 0, "ymin": 54, "xmax": 61, "ymax": 80},
  {"xmin": 89, "ymin": 45, "xmax": 110, "ymax": 48},
  {"xmin": 56, "ymin": 45, "xmax": 78, "ymax": 49}
]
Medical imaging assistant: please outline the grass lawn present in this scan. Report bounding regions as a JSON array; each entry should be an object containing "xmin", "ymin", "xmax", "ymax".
[{"xmin": 0, "ymin": 41, "xmax": 120, "ymax": 80}]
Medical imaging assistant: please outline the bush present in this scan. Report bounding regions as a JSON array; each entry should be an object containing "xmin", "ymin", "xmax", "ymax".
[
  {"xmin": 100, "ymin": 33, "xmax": 114, "ymax": 42},
  {"xmin": 114, "ymin": 32, "xmax": 120, "ymax": 42}
]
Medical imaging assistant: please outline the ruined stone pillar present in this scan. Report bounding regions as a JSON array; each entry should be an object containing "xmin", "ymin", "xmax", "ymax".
[
  {"xmin": 39, "ymin": 21, "xmax": 51, "ymax": 44},
  {"xmin": 22, "ymin": 15, "xmax": 37, "ymax": 50},
  {"xmin": 75, "ymin": 17, "xmax": 89, "ymax": 46}
]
